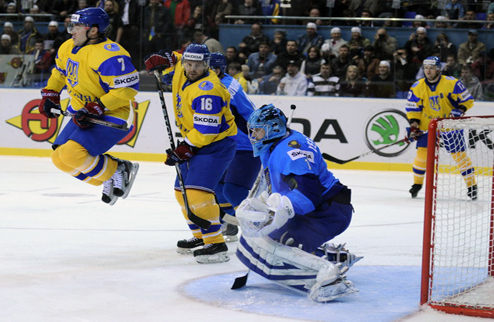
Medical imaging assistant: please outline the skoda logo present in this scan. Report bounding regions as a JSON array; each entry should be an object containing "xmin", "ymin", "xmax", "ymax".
[{"xmin": 364, "ymin": 109, "xmax": 411, "ymax": 157}]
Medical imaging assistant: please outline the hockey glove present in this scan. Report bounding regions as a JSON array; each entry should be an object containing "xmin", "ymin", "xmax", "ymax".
[
  {"xmin": 165, "ymin": 141, "xmax": 197, "ymax": 166},
  {"xmin": 450, "ymin": 105, "xmax": 466, "ymax": 118},
  {"xmin": 405, "ymin": 119, "xmax": 423, "ymax": 142},
  {"xmin": 72, "ymin": 102, "xmax": 105, "ymax": 128},
  {"xmin": 144, "ymin": 50, "xmax": 177, "ymax": 73},
  {"xmin": 258, "ymin": 193, "xmax": 295, "ymax": 237},
  {"xmin": 39, "ymin": 89, "xmax": 61, "ymax": 118}
]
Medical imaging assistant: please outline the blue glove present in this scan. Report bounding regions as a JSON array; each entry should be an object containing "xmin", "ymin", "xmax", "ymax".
[
  {"xmin": 450, "ymin": 108, "xmax": 464, "ymax": 118},
  {"xmin": 162, "ymin": 71, "xmax": 174, "ymax": 85}
]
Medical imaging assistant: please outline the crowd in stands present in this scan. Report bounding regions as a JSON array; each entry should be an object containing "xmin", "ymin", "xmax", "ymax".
[{"xmin": 1, "ymin": 0, "xmax": 494, "ymax": 99}]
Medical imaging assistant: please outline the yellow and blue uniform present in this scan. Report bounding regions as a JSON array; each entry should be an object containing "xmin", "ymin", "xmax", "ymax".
[
  {"xmin": 405, "ymin": 75, "xmax": 475, "ymax": 187},
  {"xmin": 169, "ymin": 53, "xmax": 237, "ymax": 245},
  {"xmin": 48, "ymin": 37, "xmax": 139, "ymax": 186}
]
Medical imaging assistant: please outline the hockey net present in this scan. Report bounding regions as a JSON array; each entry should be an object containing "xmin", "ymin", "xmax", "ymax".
[{"xmin": 421, "ymin": 116, "xmax": 494, "ymax": 318}]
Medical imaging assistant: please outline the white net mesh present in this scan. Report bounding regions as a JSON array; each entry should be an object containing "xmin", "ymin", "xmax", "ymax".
[{"xmin": 427, "ymin": 117, "xmax": 494, "ymax": 315}]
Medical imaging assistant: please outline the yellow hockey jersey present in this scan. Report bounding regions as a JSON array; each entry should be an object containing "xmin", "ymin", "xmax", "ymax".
[
  {"xmin": 170, "ymin": 53, "xmax": 236, "ymax": 148},
  {"xmin": 46, "ymin": 38, "xmax": 139, "ymax": 120},
  {"xmin": 405, "ymin": 75, "xmax": 474, "ymax": 131}
]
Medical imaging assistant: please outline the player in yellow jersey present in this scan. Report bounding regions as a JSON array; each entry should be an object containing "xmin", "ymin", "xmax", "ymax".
[
  {"xmin": 38, "ymin": 7, "xmax": 139, "ymax": 206},
  {"xmin": 405, "ymin": 56, "xmax": 477, "ymax": 199},
  {"xmin": 145, "ymin": 44, "xmax": 237, "ymax": 263}
]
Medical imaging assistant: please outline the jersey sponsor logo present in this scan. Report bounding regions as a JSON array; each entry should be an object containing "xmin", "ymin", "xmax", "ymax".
[
  {"xmin": 288, "ymin": 140, "xmax": 301, "ymax": 148},
  {"xmin": 193, "ymin": 114, "xmax": 219, "ymax": 126},
  {"xmin": 66, "ymin": 58, "xmax": 79, "ymax": 87},
  {"xmin": 114, "ymin": 72, "xmax": 139, "ymax": 88},
  {"xmin": 104, "ymin": 43, "xmax": 120, "ymax": 52},
  {"xmin": 287, "ymin": 149, "xmax": 315, "ymax": 162},
  {"xmin": 198, "ymin": 80, "xmax": 214, "ymax": 91}
]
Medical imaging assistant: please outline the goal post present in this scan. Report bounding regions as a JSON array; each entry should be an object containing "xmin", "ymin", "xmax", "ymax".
[{"xmin": 421, "ymin": 116, "xmax": 494, "ymax": 318}]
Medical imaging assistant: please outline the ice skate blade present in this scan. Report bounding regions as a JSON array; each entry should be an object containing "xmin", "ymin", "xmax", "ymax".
[{"xmin": 194, "ymin": 252, "xmax": 230, "ymax": 264}]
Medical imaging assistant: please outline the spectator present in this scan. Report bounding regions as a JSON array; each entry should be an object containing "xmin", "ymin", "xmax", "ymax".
[
  {"xmin": 273, "ymin": 39, "xmax": 304, "ymax": 71},
  {"xmin": 321, "ymin": 27, "xmax": 347, "ymax": 61},
  {"xmin": 330, "ymin": 44, "xmax": 352, "ymax": 79},
  {"xmin": 29, "ymin": 39, "xmax": 53, "ymax": 84},
  {"xmin": 241, "ymin": 64, "xmax": 258, "ymax": 94},
  {"xmin": 5, "ymin": 2, "xmax": 17, "ymax": 14},
  {"xmin": 258, "ymin": 65, "xmax": 284, "ymax": 94},
  {"xmin": 0, "ymin": 34, "xmax": 20, "ymax": 54},
  {"xmin": 194, "ymin": 30, "xmax": 224, "ymax": 54},
  {"xmin": 482, "ymin": 13, "xmax": 494, "ymax": 29},
  {"xmin": 225, "ymin": 46, "xmax": 244, "ymax": 65},
  {"xmin": 339, "ymin": 65, "xmax": 366, "ymax": 97},
  {"xmin": 104, "ymin": 0, "xmax": 124, "ymax": 43},
  {"xmin": 366, "ymin": 60, "xmax": 396, "ymax": 98},
  {"xmin": 296, "ymin": 22, "xmax": 324, "ymax": 55},
  {"xmin": 372, "ymin": 27, "xmax": 398, "ymax": 61},
  {"xmin": 210, "ymin": 0, "xmax": 233, "ymax": 26},
  {"xmin": 348, "ymin": 27, "xmax": 370, "ymax": 52},
  {"xmin": 118, "ymin": 0, "xmax": 141, "ymax": 67},
  {"xmin": 458, "ymin": 9, "xmax": 480, "ymax": 29},
  {"xmin": 393, "ymin": 48, "xmax": 417, "ymax": 92},
  {"xmin": 234, "ymin": 0, "xmax": 261, "ymax": 25},
  {"xmin": 175, "ymin": 38, "xmax": 191, "ymax": 54},
  {"xmin": 434, "ymin": 32, "xmax": 457, "ymax": 63},
  {"xmin": 443, "ymin": 53, "xmax": 462, "ymax": 78},
  {"xmin": 43, "ymin": 21, "xmax": 65, "ymax": 58},
  {"xmin": 459, "ymin": 64, "xmax": 483, "ymax": 100},
  {"xmin": 308, "ymin": 7, "xmax": 324, "ymax": 27},
  {"xmin": 184, "ymin": 5, "xmax": 213, "ymax": 40},
  {"xmin": 404, "ymin": 27, "xmax": 434, "ymax": 65},
  {"xmin": 228, "ymin": 62, "xmax": 248, "ymax": 92},
  {"xmin": 300, "ymin": 45, "xmax": 326, "ymax": 78},
  {"xmin": 442, "ymin": 0, "xmax": 465, "ymax": 21},
  {"xmin": 411, "ymin": 14, "xmax": 427, "ymax": 28},
  {"xmin": 75, "ymin": 0, "xmax": 90, "ymax": 11},
  {"xmin": 142, "ymin": 0, "xmax": 173, "ymax": 56},
  {"xmin": 358, "ymin": 9, "xmax": 375, "ymax": 27},
  {"xmin": 355, "ymin": 44, "xmax": 380, "ymax": 80},
  {"xmin": 246, "ymin": 41, "xmax": 276, "ymax": 79},
  {"xmin": 457, "ymin": 29, "xmax": 486, "ymax": 66},
  {"xmin": 472, "ymin": 49, "xmax": 494, "ymax": 82},
  {"xmin": 3, "ymin": 22, "xmax": 18, "ymax": 45},
  {"xmin": 276, "ymin": 60, "xmax": 307, "ymax": 96},
  {"xmin": 50, "ymin": 0, "xmax": 77, "ymax": 22},
  {"xmin": 260, "ymin": 0, "xmax": 280, "ymax": 25},
  {"xmin": 18, "ymin": 16, "xmax": 42, "ymax": 54},
  {"xmin": 435, "ymin": 15, "xmax": 452, "ymax": 28},
  {"xmin": 270, "ymin": 28, "xmax": 287, "ymax": 56},
  {"xmin": 60, "ymin": 16, "xmax": 72, "ymax": 43},
  {"xmin": 29, "ymin": 5, "xmax": 40, "ymax": 14},
  {"xmin": 238, "ymin": 22, "xmax": 269, "ymax": 61},
  {"xmin": 164, "ymin": 0, "xmax": 190, "ymax": 49},
  {"xmin": 307, "ymin": 63, "xmax": 340, "ymax": 96}
]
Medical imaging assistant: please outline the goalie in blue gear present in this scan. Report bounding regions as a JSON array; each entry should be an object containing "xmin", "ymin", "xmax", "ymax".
[
  {"xmin": 209, "ymin": 52, "xmax": 261, "ymax": 241},
  {"xmin": 235, "ymin": 104, "xmax": 362, "ymax": 302}
]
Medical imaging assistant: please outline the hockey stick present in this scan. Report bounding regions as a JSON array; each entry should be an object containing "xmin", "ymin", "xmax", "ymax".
[
  {"xmin": 322, "ymin": 134, "xmax": 422, "ymax": 165},
  {"xmin": 232, "ymin": 104, "xmax": 297, "ymax": 290},
  {"xmin": 51, "ymin": 108, "xmax": 131, "ymax": 131},
  {"xmin": 153, "ymin": 70, "xmax": 211, "ymax": 230}
]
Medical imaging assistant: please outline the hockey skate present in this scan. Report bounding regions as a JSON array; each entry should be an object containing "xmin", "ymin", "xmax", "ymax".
[
  {"xmin": 409, "ymin": 184, "xmax": 422, "ymax": 198},
  {"xmin": 113, "ymin": 160, "xmax": 139, "ymax": 199},
  {"xmin": 101, "ymin": 178, "xmax": 118, "ymax": 205},
  {"xmin": 177, "ymin": 237, "xmax": 204, "ymax": 254},
  {"xmin": 318, "ymin": 243, "xmax": 363, "ymax": 271},
  {"xmin": 222, "ymin": 223, "xmax": 239, "ymax": 242},
  {"xmin": 468, "ymin": 185, "xmax": 478, "ymax": 200},
  {"xmin": 309, "ymin": 265, "xmax": 359, "ymax": 302},
  {"xmin": 193, "ymin": 242, "xmax": 229, "ymax": 264}
]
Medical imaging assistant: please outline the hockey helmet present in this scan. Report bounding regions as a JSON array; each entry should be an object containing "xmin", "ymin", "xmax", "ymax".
[
  {"xmin": 68, "ymin": 7, "xmax": 110, "ymax": 34},
  {"xmin": 209, "ymin": 52, "xmax": 227, "ymax": 73},
  {"xmin": 423, "ymin": 56, "xmax": 441, "ymax": 69},
  {"xmin": 182, "ymin": 44, "xmax": 211, "ymax": 68},
  {"xmin": 247, "ymin": 104, "xmax": 288, "ymax": 157}
]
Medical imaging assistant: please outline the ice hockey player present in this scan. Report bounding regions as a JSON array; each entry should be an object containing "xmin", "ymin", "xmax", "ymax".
[
  {"xmin": 38, "ymin": 7, "xmax": 139, "ymax": 206},
  {"xmin": 209, "ymin": 52, "xmax": 260, "ymax": 242},
  {"xmin": 405, "ymin": 56, "xmax": 477, "ymax": 199},
  {"xmin": 144, "ymin": 44, "xmax": 237, "ymax": 264},
  {"xmin": 236, "ymin": 104, "xmax": 361, "ymax": 302}
]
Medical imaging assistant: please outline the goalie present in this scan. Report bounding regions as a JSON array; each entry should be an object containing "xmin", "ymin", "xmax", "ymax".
[{"xmin": 236, "ymin": 104, "xmax": 361, "ymax": 302}]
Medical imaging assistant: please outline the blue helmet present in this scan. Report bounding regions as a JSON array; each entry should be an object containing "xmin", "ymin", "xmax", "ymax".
[
  {"xmin": 69, "ymin": 7, "xmax": 110, "ymax": 34},
  {"xmin": 247, "ymin": 104, "xmax": 288, "ymax": 157},
  {"xmin": 209, "ymin": 52, "xmax": 227, "ymax": 73},
  {"xmin": 423, "ymin": 56, "xmax": 441, "ymax": 68},
  {"xmin": 182, "ymin": 44, "xmax": 211, "ymax": 68}
]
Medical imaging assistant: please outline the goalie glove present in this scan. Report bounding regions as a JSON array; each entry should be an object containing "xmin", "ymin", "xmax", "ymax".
[{"xmin": 258, "ymin": 193, "xmax": 295, "ymax": 237}]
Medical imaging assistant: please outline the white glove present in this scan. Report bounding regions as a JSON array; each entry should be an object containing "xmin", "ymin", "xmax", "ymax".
[
  {"xmin": 258, "ymin": 193, "xmax": 295, "ymax": 237},
  {"xmin": 321, "ymin": 43, "xmax": 330, "ymax": 52},
  {"xmin": 237, "ymin": 191, "xmax": 271, "ymax": 222}
]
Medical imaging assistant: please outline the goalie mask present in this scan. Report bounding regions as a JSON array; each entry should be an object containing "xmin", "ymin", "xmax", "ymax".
[{"xmin": 247, "ymin": 104, "xmax": 287, "ymax": 157}]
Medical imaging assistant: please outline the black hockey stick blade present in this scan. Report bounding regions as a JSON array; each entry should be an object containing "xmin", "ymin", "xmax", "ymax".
[
  {"xmin": 322, "ymin": 153, "xmax": 359, "ymax": 165},
  {"xmin": 231, "ymin": 271, "xmax": 249, "ymax": 289}
]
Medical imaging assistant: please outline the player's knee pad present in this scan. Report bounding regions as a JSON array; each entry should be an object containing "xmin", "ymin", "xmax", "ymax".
[
  {"xmin": 55, "ymin": 140, "xmax": 90, "ymax": 170},
  {"xmin": 51, "ymin": 147, "xmax": 74, "ymax": 173},
  {"xmin": 186, "ymin": 189, "xmax": 219, "ymax": 221}
]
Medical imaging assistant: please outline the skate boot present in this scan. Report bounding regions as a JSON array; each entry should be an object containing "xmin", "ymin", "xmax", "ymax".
[
  {"xmin": 112, "ymin": 160, "xmax": 139, "ymax": 199},
  {"xmin": 409, "ymin": 184, "xmax": 422, "ymax": 198},
  {"xmin": 468, "ymin": 185, "xmax": 478, "ymax": 200},
  {"xmin": 101, "ymin": 178, "xmax": 118, "ymax": 205},
  {"xmin": 177, "ymin": 237, "xmax": 204, "ymax": 254},
  {"xmin": 222, "ymin": 223, "xmax": 239, "ymax": 242},
  {"xmin": 193, "ymin": 242, "xmax": 229, "ymax": 264},
  {"xmin": 318, "ymin": 243, "xmax": 363, "ymax": 271}
]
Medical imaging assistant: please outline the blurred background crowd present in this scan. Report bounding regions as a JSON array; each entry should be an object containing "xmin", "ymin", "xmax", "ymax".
[{"xmin": 1, "ymin": 0, "xmax": 494, "ymax": 100}]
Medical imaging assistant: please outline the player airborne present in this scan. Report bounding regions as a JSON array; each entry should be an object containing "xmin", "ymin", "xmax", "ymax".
[
  {"xmin": 405, "ymin": 56, "xmax": 477, "ymax": 199},
  {"xmin": 144, "ymin": 44, "xmax": 237, "ymax": 264},
  {"xmin": 38, "ymin": 7, "xmax": 139, "ymax": 205}
]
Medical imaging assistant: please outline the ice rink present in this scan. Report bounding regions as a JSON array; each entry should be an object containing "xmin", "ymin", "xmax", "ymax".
[{"xmin": 0, "ymin": 156, "xmax": 488, "ymax": 322}]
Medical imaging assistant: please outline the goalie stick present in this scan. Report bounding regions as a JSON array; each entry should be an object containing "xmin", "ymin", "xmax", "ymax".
[
  {"xmin": 153, "ymin": 70, "xmax": 211, "ymax": 230},
  {"xmin": 232, "ymin": 104, "xmax": 297, "ymax": 290}
]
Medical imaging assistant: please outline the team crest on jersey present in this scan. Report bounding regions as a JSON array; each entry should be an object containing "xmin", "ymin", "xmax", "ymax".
[
  {"xmin": 66, "ymin": 58, "xmax": 79, "ymax": 87},
  {"xmin": 198, "ymin": 81, "xmax": 213, "ymax": 91},
  {"xmin": 287, "ymin": 149, "xmax": 315, "ymax": 163},
  {"xmin": 288, "ymin": 140, "xmax": 301, "ymax": 148},
  {"xmin": 429, "ymin": 95, "xmax": 441, "ymax": 111},
  {"xmin": 104, "ymin": 43, "xmax": 120, "ymax": 51}
]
